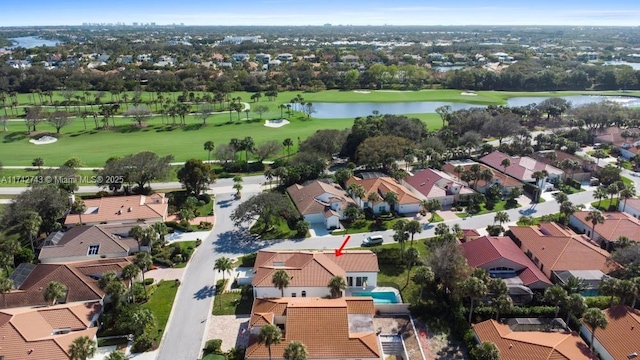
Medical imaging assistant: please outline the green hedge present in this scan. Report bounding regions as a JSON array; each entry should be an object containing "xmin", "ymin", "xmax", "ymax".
[
  {"xmin": 473, "ymin": 305, "xmax": 556, "ymax": 321},
  {"xmin": 239, "ymin": 253, "xmax": 257, "ymax": 267},
  {"xmin": 371, "ymin": 247, "xmax": 403, "ymax": 265},
  {"xmin": 585, "ymin": 296, "xmax": 616, "ymax": 309}
]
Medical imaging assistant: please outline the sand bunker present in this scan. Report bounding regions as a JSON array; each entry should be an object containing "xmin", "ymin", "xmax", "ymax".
[
  {"xmin": 264, "ymin": 119, "xmax": 290, "ymax": 128},
  {"xmin": 29, "ymin": 135, "xmax": 58, "ymax": 145},
  {"xmin": 353, "ymin": 90, "xmax": 371, "ymax": 94},
  {"xmin": 461, "ymin": 91, "xmax": 477, "ymax": 96}
]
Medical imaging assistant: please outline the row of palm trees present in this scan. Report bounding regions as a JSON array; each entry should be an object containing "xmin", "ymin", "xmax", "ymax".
[{"xmin": 592, "ymin": 181, "xmax": 636, "ymax": 211}]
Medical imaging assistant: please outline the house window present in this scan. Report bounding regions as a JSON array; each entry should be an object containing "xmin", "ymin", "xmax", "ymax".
[
  {"xmin": 87, "ymin": 244, "xmax": 100, "ymax": 255},
  {"xmin": 347, "ymin": 277, "xmax": 354, "ymax": 287},
  {"xmin": 301, "ymin": 291, "xmax": 306, "ymax": 297},
  {"xmin": 292, "ymin": 293, "xmax": 296, "ymax": 297},
  {"xmin": 355, "ymin": 277, "xmax": 369, "ymax": 287}
]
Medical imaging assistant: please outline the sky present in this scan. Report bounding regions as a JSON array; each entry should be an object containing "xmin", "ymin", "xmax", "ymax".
[{"xmin": 4, "ymin": 0, "xmax": 640, "ymax": 27}]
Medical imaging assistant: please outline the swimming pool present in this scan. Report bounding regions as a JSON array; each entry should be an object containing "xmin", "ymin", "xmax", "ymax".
[{"xmin": 352, "ymin": 291, "xmax": 399, "ymax": 304}]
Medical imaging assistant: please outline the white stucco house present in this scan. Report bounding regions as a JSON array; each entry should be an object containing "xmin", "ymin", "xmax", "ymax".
[
  {"xmin": 286, "ymin": 180, "xmax": 355, "ymax": 229},
  {"xmin": 346, "ymin": 175, "xmax": 422, "ymax": 215},
  {"xmin": 251, "ymin": 250, "xmax": 379, "ymax": 299}
]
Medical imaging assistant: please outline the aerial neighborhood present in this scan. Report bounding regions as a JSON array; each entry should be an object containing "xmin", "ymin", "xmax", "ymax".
[{"xmin": 2, "ymin": 22, "xmax": 640, "ymax": 360}]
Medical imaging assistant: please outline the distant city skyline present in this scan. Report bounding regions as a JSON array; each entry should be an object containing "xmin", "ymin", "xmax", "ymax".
[{"xmin": 4, "ymin": 0, "xmax": 640, "ymax": 27}]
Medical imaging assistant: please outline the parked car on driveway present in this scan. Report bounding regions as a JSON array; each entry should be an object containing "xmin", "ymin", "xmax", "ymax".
[{"xmin": 361, "ymin": 235, "xmax": 384, "ymax": 247}]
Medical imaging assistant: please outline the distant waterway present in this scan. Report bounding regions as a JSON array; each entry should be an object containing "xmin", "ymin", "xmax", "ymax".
[
  {"xmin": 2, "ymin": 36, "xmax": 59, "ymax": 49},
  {"xmin": 306, "ymin": 95, "xmax": 640, "ymax": 119},
  {"xmin": 603, "ymin": 61, "xmax": 640, "ymax": 71}
]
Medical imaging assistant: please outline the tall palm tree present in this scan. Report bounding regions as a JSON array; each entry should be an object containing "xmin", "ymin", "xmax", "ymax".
[
  {"xmin": 405, "ymin": 247, "xmax": 420, "ymax": 288},
  {"xmin": 493, "ymin": 211, "xmax": 510, "ymax": 227},
  {"xmin": 367, "ymin": 192, "xmax": 381, "ymax": 207},
  {"xmin": 204, "ymin": 141, "xmax": 215, "ymax": 162},
  {"xmin": 599, "ymin": 277, "xmax": 619, "ymax": 308},
  {"xmin": 565, "ymin": 293, "xmax": 587, "ymax": 325},
  {"xmin": 384, "ymin": 191, "xmax": 398, "ymax": 212},
  {"xmin": 328, "ymin": 276, "xmax": 347, "ymax": 298},
  {"xmin": 559, "ymin": 201, "xmax": 577, "ymax": 225},
  {"xmin": 71, "ymin": 198, "xmax": 87, "ymax": 226},
  {"xmin": 544, "ymin": 285, "xmax": 568, "ymax": 318},
  {"xmin": 491, "ymin": 294, "xmax": 513, "ymax": 320},
  {"xmin": 593, "ymin": 186, "xmax": 608, "ymax": 208},
  {"xmin": 583, "ymin": 308, "xmax": 608, "ymax": 352},
  {"xmin": 619, "ymin": 184, "xmax": 636, "ymax": 212},
  {"xmin": 0, "ymin": 275, "xmax": 13, "ymax": 308},
  {"xmin": 105, "ymin": 351, "xmax": 127, "ymax": 360},
  {"xmin": 282, "ymin": 138, "xmax": 294, "ymax": 157},
  {"xmin": 462, "ymin": 277, "xmax": 488, "ymax": 323},
  {"xmin": 585, "ymin": 210, "xmax": 605, "ymax": 242},
  {"xmin": 258, "ymin": 324, "xmax": 282, "ymax": 360},
  {"xmin": 44, "ymin": 281, "xmax": 67, "ymax": 305},
  {"xmin": 272, "ymin": 270, "xmax": 290, "ymax": 297},
  {"xmin": 631, "ymin": 277, "xmax": 640, "ymax": 309},
  {"xmin": 134, "ymin": 252, "xmax": 153, "ymax": 298},
  {"xmin": 349, "ymin": 183, "xmax": 366, "ymax": 202},
  {"xmin": 500, "ymin": 158, "xmax": 511, "ymax": 184},
  {"xmin": 68, "ymin": 336, "xmax": 97, "ymax": 360},
  {"xmin": 283, "ymin": 341, "xmax": 308, "ymax": 360},
  {"xmin": 23, "ymin": 211, "xmax": 42, "ymax": 252},
  {"xmin": 606, "ymin": 183, "xmax": 620, "ymax": 208},
  {"xmin": 214, "ymin": 257, "xmax": 234, "ymax": 282},
  {"xmin": 122, "ymin": 264, "xmax": 140, "ymax": 303},
  {"xmin": 405, "ymin": 220, "xmax": 422, "ymax": 248}
]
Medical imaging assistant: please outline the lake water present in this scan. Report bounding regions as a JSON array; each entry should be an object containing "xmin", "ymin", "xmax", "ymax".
[
  {"xmin": 603, "ymin": 61, "xmax": 640, "ymax": 71},
  {"xmin": 432, "ymin": 65, "xmax": 466, "ymax": 72},
  {"xmin": 3, "ymin": 36, "xmax": 59, "ymax": 49},
  {"xmin": 307, "ymin": 95, "xmax": 640, "ymax": 119}
]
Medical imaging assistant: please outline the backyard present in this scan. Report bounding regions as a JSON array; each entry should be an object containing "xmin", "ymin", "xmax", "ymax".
[{"xmin": 142, "ymin": 279, "xmax": 180, "ymax": 347}]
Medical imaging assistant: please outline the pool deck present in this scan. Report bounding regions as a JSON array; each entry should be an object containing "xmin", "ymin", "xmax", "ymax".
[{"xmin": 346, "ymin": 286, "xmax": 403, "ymax": 304}]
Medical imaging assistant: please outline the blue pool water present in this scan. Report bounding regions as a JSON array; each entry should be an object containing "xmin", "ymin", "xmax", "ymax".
[{"xmin": 352, "ymin": 291, "xmax": 399, "ymax": 304}]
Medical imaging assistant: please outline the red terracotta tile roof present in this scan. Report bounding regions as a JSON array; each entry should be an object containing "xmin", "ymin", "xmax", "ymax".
[
  {"xmin": 404, "ymin": 168, "xmax": 473, "ymax": 198},
  {"xmin": 595, "ymin": 126, "xmax": 640, "ymax": 144},
  {"xmin": 571, "ymin": 211, "xmax": 640, "ymax": 243},
  {"xmin": 4, "ymin": 258, "xmax": 131, "ymax": 309},
  {"xmin": 286, "ymin": 181, "xmax": 354, "ymax": 216},
  {"xmin": 346, "ymin": 176, "xmax": 421, "ymax": 205},
  {"xmin": 0, "ymin": 302, "xmax": 100, "ymax": 360},
  {"xmin": 246, "ymin": 297, "xmax": 380, "ymax": 359},
  {"xmin": 461, "ymin": 236, "xmax": 551, "ymax": 286},
  {"xmin": 582, "ymin": 306, "xmax": 640, "ymax": 360},
  {"xmin": 252, "ymin": 250, "xmax": 378, "ymax": 288},
  {"xmin": 442, "ymin": 161, "xmax": 522, "ymax": 188},
  {"xmin": 473, "ymin": 319, "xmax": 595, "ymax": 360},
  {"xmin": 509, "ymin": 223, "xmax": 616, "ymax": 277},
  {"xmin": 480, "ymin": 151, "xmax": 563, "ymax": 182},
  {"xmin": 64, "ymin": 194, "xmax": 168, "ymax": 225}
]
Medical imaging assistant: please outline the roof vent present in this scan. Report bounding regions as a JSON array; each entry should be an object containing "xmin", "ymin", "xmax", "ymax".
[
  {"xmin": 128, "ymin": 207, "xmax": 133, "ymax": 212},
  {"xmin": 117, "ymin": 209, "xmax": 122, "ymax": 215},
  {"xmin": 509, "ymin": 344, "xmax": 513, "ymax": 349},
  {"xmin": 628, "ymin": 353, "xmax": 638, "ymax": 359}
]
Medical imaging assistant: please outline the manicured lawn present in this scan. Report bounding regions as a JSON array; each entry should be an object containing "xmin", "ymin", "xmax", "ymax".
[
  {"xmin": 212, "ymin": 289, "xmax": 254, "ymax": 316},
  {"xmin": 203, "ymin": 354, "xmax": 225, "ymax": 360},
  {"xmin": 456, "ymin": 200, "xmax": 520, "ymax": 218},
  {"xmin": 332, "ymin": 217, "xmax": 403, "ymax": 235},
  {"xmin": 142, "ymin": 280, "xmax": 179, "ymax": 344},
  {"xmin": 622, "ymin": 176, "xmax": 633, "ymax": 186},
  {"xmin": 559, "ymin": 184, "xmax": 585, "ymax": 195},
  {"xmin": 352, "ymin": 240, "xmax": 429, "ymax": 258},
  {"xmin": 591, "ymin": 198, "xmax": 619, "ymax": 211},
  {"xmin": 97, "ymin": 336, "xmax": 129, "ymax": 347},
  {"xmin": 428, "ymin": 213, "xmax": 444, "ymax": 223},
  {"xmin": 250, "ymin": 217, "xmax": 299, "ymax": 240}
]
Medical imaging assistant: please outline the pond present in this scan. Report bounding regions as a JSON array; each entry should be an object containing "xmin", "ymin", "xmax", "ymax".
[
  {"xmin": 3, "ymin": 36, "xmax": 59, "ymax": 49},
  {"xmin": 603, "ymin": 61, "xmax": 640, "ymax": 71},
  {"xmin": 305, "ymin": 95, "xmax": 640, "ymax": 119}
]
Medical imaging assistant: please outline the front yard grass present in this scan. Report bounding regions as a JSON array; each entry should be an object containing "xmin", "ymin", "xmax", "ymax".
[
  {"xmin": 456, "ymin": 199, "xmax": 520, "ymax": 218},
  {"xmin": 591, "ymin": 198, "xmax": 619, "ymax": 211},
  {"xmin": 333, "ymin": 217, "xmax": 403, "ymax": 235},
  {"xmin": 250, "ymin": 216, "xmax": 299, "ymax": 240},
  {"xmin": 142, "ymin": 280, "xmax": 180, "ymax": 344},
  {"xmin": 212, "ymin": 287, "xmax": 254, "ymax": 316}
]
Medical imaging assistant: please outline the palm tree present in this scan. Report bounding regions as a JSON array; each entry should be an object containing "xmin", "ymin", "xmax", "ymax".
[
  {"xmin": 44, "ymin": 281, "xmax": 67, "ymax": 305},
  {"xmin": 122, "ymin": 264, "xmax": 140, "ymax": 303},
  {"xmin": 562, "ymin": 276, "xmax": 586, "ymax": 295},
  {"xmin": 616, "ymin": 279, "xmax": 635, "ymax": 306},
  {"xmin": 606, "ymin": 183, "xmax": 620, "ymax": 208},
  {"xmin": 204, "ymin": 141, "xmax": 215, "ymax": 162},
  {"xmin": 283, "ymin": 341, "xmax": 308, "ymax": 360},
  {"xmin": 559, "ymin": 201, "xmax": 577, "ymax": 225},
  {"xmin": 404, "ymin": 248, "xmax": 420, "ymax": 288},
  {"xmin": 471, "ymin": 341, "xmax": 500, "ymax": 360},
  {"xmin": 328, "ymin": 276, "xmax": 347, "ymax": 298},
  {"xmin": 462, "ymin": 277, "xmax": 488, "ymax": 323},
  {"xmin": 405, "ymin": 220, "xmax": 422, "ymax": 248},
  {"xmin": 367, "ymin": 192, "xmax": 381, "ymax": 206},
  {"xmin": 258, "ymin": 324, "xmax": 283, "ymax": 360},
  {"xmin": 134, "ymin": 252, "xmax": 153, "ymax": 298},
  {"xmin": 23, "ymin": 211, "xmax": 42, "ymax": 252},
  {"xmin": 565, "ymin": 293, "xmax": 587, "ymax": 325},
  {"xmin": 493, "ymin": 211, "xmax": 510, "ymax": 227},
  {"xmin": 412, "ymin": 266, "xmax": 434, "ymax": 299},
  {"xmin": 105, "ymin": 351, "xmax": 127, "ymax": 360},
  {"xmin": 349, "ymin": 183, "xmax": 366, "ymax": 202},
  {"xmin": 71, "ymin": 198, "xmax": 87, "ymax": 226},
  {"xmin": 214, "ymin": 257, "xmax": 234, "ymax": 282},
  {"xmin": 500, "ymin": 158, "xmax": 511, "ymax": 183},
  {"xmin": 384, "ymin": 191, "xmax": 399, "ymax": 212},
  {"xmin": 0, "ymin": 275, "xmax": 13, "ymax": 308},
  {"xmin": 631, "ymin": 277, "xmax": 640, "ymax": 309},
  {"xmin": 531, "ymin": 170, "xmax": 548, "ymax": 187},
  {"xmin": 282, "ymin": 138, "xmax": 294, "ymax": 157},
  {"xmin": 491, "ymin": 294, "xmax": 513, "ymax": 320},
  {"xmin": 544, "ymin": 285, "xmax": 568, "ymax": 318},
  {"xmin": 68, "ymin": 336, "xmax": 97, "ymax": 360},
  {"xmin": 272, "ymin": 270, "xmax": 290, "ymax": 297},
  {"xmin": 392, "ymin": 220, "xmax": 408, "ymax": 254},
  {"xmin": 599, "ymin": 277, "xmax": 619, "ymax": 308},
  {"xmin": 593, "ymin": 186, "xmax": 608, "ymax": 208},
  {"xmin": 583, "ymin": 308, "xmax": 608, "ymax": 352},
  {"xmin": 619, "ymin": 184, "xmax": 636, "ymax": 212},
  {"xmin": 241, "ymin": 136, "xmax": 255, "ymax": 162},
  {"xmin": 585, "ymin": 210, "xmax": 605, "ymax": 242}
]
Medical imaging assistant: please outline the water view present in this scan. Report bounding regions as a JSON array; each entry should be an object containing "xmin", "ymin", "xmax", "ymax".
[
  {"xmin": 3, "ymin": 36, "xmax": 59, "ymax": 49},
  {"xmin": 603, "ymin": 60, "xmax": 640, "ymax": 71},
  {"xmin": 308, "ymin": 95, "xmax": 640, "ymax": 119}
]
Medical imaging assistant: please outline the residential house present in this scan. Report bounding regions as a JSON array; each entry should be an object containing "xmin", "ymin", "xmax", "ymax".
[
  {"xmin": 286, "ymin": 180, "xmax": 355, "ymax": 229},
  {"xmin": 255, "ymin": 53, "xmax": 271, "ymax": 63},
  {"xmin": 232, "ymin": 53, "xmax": 250, "ymax": 62},
  {"xmin": 0, "ymin": 302, "xmax": 102, "ymax": 360},
  {"xmin": 246, "ymin": 297, "xmax": 380, "ymax": 360},
  {"xmin": 619, "ymin": 198, "xmax": 640, "ymax": 219},
  {"xmin": 461, "ymin": 229, "xmax": 481, "ymax": 243},
  {"xmin": 403, "ymin": 168, "xmax": 475, "ymax": 206},
  {"xmin": 39, "ymin": 224, "xmax": 143, "ymax": 263},
  {"xmin": 570, "ymin": 211, "xmax": 640, "ymax": 248},
  {"xmin": 276, "ymin": 53, "xmax": 293, "ymax": 61},
  {"xmin": 580, "ymin": 306, "xmax": 640, "ymax": 360},
  {"xmin": 442, "ymin": 160, "xmax": 523, "ymax": 194},
  {"xmin": 64, "ymin": 194, "xmax": 168, "ymax": 226},
  {"xmin": 251, "ymin": 250, "xmax": 379, "ymax": 298},
  {"xmin": 532, "ymin": 150, "xmax": 599, "ymax": 182},
  {"xmin": 509, "ymin": 223, "xmax": 617, "ymax": 291},
  {"xmin": 346, "ymin": 176, "xmax": 422, "ymax": 214},
  {"xmin": 462, "ymin": 236, "xmax": 552, "ymax": 302},
  {"xmin": 480, "ymin": 151, "xmax": 563, "ymax": 187},
  {"xmin": 4, "ymin": 258, "xmax": 132, "ymax": 309},
  {"xmin": 594, "ymin": 126, "xmax": 640, "ymax": 145},
  {"xmin": 473, "ymin": 319, "xmax": 595, "ymax": 360}
]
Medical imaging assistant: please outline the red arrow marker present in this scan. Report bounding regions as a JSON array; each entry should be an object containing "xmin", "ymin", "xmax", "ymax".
[{"xmin": 335, "ymin": 235, "xmax": 351, "ymax": 257}]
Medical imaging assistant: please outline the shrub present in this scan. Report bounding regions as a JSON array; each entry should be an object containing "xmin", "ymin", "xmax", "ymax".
[
  {"xmin": 585, "ymin": 296, "xmax": 614, "ymax": 309},
  {"xmin": 204, "ymin": 339, "xmax": 223, "ymax": 355},
  {"xmin": 153, "ymin": 257, "xmax": 173, "ymax": 268},
  {"xmin": 171, "ymin": 254, "xmax": 183, "ymax": 263},
  {"xmin": 372, "ymin": 247, "xmax": 403, "ymax": 265},
  {"xmin": 144, "ymin": 278, "xmax": 154, "ymax": 286},
  {"xmin": 239, "ymin": 253, "xmax": 257, "ymax": 267},
  {"xmin": 198, "ymin": 221, "xmax": 213, "ymax": 230},
  {"xmin": 195, "ymin": 238, "xmax": 203, "ymax": 247},
  {"xmin": 226, "ymin": 346, "xmax": 246, "ymax": 360},
  {"xmin": 131, "ymin": 331, "xmax": 154, "ymax": 353},
  {"xmin": 198, "ymin": 193, "xmax": 212, "ymax": 204},
  {"xmin": 132, "ymin": 283, "xmax": 148, "ymax": 302},
  {"xmin": 165, "ymin": 220, "xmax": 192, "ymax": 232},
  {"xmin": 486, "ymin": 225, "xmax": 504, "ymax": 236}
]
